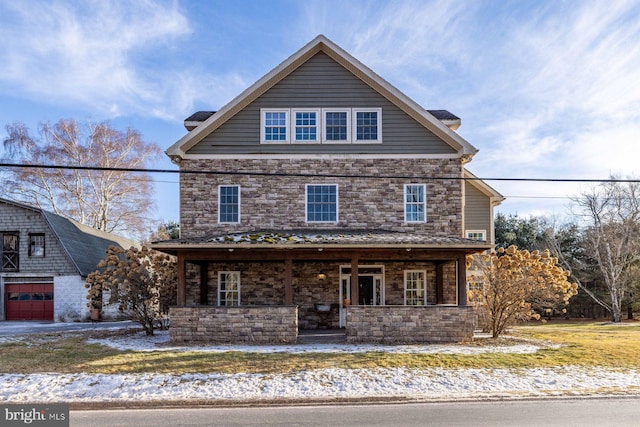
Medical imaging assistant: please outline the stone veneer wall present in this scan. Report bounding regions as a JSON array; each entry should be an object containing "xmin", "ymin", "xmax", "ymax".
[
  {"xmin": 179, "ymin": 158, "xmax": 463, "ymax": 239},
  {"xmin": 170, "ymin": 306, "xmax": 298, "ymax": 344},
  {"xmin": 184, "ymin": 261, "xmax": 344, "ymax": 329},
  {"xmin": 346, "ymin": 305, "xmax": 476, "ymax": 344},
  {"xmin": 182, "ymin": 260, "xmax": 462, "ymax": 329},
  {"xmin": 383, "ymin": 261, "xmax": 457, "ymax": 305}
]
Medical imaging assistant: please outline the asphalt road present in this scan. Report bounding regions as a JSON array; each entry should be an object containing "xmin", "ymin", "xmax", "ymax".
[{"xmin": 71, "ymin": 398, "xmax": 640, "ymax": 427}]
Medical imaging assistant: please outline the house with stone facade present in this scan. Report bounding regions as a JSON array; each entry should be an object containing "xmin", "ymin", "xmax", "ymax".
[
  {"xmin": 152, "ymin": 35, "xmax": 503, "ymax": 344},
  {"xmin": 0, "ymin": 198, "xmax": 137, "ymax": 322}
]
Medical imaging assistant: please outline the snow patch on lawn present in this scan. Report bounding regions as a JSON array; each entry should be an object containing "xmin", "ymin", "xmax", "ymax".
[
  {"xmin": 2, "ymin": 367, "xmax": 639, "ymax": 403},
  {"xmin": 5, "ymin": 327, "xmax": 634, "ymax": 403},
  {"xmin": 87, "ymin": 330, "xmax": 554, "ymax": 355}
]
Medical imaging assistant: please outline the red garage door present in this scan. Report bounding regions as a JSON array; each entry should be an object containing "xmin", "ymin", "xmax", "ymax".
[{"xmin": 5, "ymin": 283, "xmax": 54, "ymax": 321}]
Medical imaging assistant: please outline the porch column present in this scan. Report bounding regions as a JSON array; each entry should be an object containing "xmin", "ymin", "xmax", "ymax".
[
  {"xmin": 284, "ymin": 255, "xmax": 293, "ymax": 305},
  {"xmin": 199, "ymin": 262, "xmax": 209, "ymax": 305},
  {"xmin": 350, "ymin": 255, "xmax": 359, "ymax": 305},
  {"xmin": 435, "ymin": 263, "xmax": 445, "ymax": 304},
  {"xmin": 177, "ymin": 254, "xmax": 186, "ymax": 307},
  {"xmin": 457, "ymin": 255, "xmax": 467, "ymax": 306}
]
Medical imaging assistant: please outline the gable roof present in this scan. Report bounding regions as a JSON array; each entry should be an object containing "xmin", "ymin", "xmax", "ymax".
[
  {"xmin": 0, "ymin": 198, "xmax": 138, "ymax": 276},
  {"xmin": 464, "ymin": 170, "xmax": 505, "ymax": 206},
  {"xmin": 166, "ymin": 34, "xmax": 478, "ymax": 161}
]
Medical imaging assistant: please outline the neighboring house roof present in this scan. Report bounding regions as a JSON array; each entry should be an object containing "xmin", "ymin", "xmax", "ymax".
[
  {"xmin": 166, "ymin": 34, "xmax": 478, "ymax": 161},
  {"xmin": 153, "ymin": 229, "xmax": 492, "ymax": 252},
  {"xmin": 464, "ymin": 170, "xmax": 505, "ymax": 206},
  {"xmin": 0, "ymin": 198, "xmax": 138, "ymax": 277}
]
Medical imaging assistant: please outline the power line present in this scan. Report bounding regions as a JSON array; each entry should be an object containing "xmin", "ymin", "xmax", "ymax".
[{"xmin": 1, "ymin": 162, "xmax": 639, "ymax": 183}]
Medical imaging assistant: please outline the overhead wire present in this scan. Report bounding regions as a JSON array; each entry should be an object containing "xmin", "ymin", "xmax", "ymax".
[{"xmin": 1, "ymin": 162, "xmax": 639, "ymax": 183}]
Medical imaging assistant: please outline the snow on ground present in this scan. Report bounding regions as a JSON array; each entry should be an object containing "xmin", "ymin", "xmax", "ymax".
[
  {"xmin": 2, "ymin": 367, "xmax": 640, "ymax": 403},
  {"xmin": 86, "ymin": 330, "xmax": 556, "ymax": 355},
  {"xmin": 1, "ymin": 328, "xmax": 638, "ymax": 403}
]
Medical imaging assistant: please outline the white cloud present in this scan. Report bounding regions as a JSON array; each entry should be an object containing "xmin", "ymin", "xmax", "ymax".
[{"xmin": 0, "ymin": 0, "xmax": 245, "ymax": 121}]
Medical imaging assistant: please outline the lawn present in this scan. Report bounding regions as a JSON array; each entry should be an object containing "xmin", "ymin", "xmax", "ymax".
[{"xmin": 1, "ymin": 320, "xmax": 639, "ymax": 375}]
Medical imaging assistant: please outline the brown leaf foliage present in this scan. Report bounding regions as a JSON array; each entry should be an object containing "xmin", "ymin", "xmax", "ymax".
[
  {"xmin": 467, "ymin": 245, "xmax": 578, "ymax": 338},
  {"xmin": 86, "ymin": 245, "xmax": 176, "ymax": 335}
]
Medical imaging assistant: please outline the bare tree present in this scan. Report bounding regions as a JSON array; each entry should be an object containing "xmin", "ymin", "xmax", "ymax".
[
  {"xmin": 541, "ymin": 219, "xmax": 611, "ymax": 315},
  {"xmin": 573, "ymin": 179, "xmax": 640, "ymax": 322},
  {"xmin": 2, "ymin": 119, "xmax": 162, "ymax": 237}
]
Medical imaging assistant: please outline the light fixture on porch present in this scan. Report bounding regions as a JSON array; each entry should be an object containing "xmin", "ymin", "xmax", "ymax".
[{"xmin": 317, "ymin": 272, "xmax": 327, "ymax": 280}]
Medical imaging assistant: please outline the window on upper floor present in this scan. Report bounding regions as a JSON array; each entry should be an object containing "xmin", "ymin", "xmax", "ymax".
[
  {"xmin": 404, "ymin": 184, "xmax": 426, "ymax": 223},
  {"xmin": 404, "ymin": 270, "xmax": 427, "ymax": 306},
  {"xmin": 260, "ymin": 108, "xmax": 382, "ymax": 144},
  {"xmin": 218, "ymin": 271, "xmax": 240, "ymax": 306},
  {"xmin": 293, "ymin": 109, "xmax": 320, "ymax": 142},
  {"xmin": 219, "ymin": 185, "xmax": 240, "ymax": 224},
  {"xmin": 323, "ymin": 109, "xmax": 350, "ymax": 142},
  {"xmin": 353, "ymin": 108, "xmax": 382, "ymax": 143},
  {"xmin": 261, "ymin": 109, "xmax": 289, "ymax": 143},
  {"xmin": 306, "ymin": 184, "xmax": 338, "ymax": 223},
  {"xmin": 29, "ymin": 233, "xmax": 45, "ymax": 257},
  {"xmin": 1, "ymin": 232, "xmax": 19, "ymax": 271},
  {"xmin": 466, "ymin": 230, "xmax": 486, "ymax": 241}
]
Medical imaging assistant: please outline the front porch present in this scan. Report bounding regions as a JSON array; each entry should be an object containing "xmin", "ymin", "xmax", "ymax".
[
  {"xmin": 169, "ymin": 304, "xmax": 477, "ymax": 344},
  {"xmin": 154, "ymin": 230, "xmax": 489, "ymax": 345}
]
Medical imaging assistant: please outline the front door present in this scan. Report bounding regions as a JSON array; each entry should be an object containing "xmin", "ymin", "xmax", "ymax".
[
  {"xmin": 358, "ymin": 276, "xmax": 374, "ymax": 305},
  {"xmin": 339, "ymin": 266, "xmax": 384, "ymax": 327}
]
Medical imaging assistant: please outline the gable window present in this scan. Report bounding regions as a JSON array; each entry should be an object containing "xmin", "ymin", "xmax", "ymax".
[
  {"xmin": 306, "ymin": 184, "xmax": 338, "ymax": 222},
  {"xmin": 353, "ymin": 108, "xmax": 382, "ymax": 143},
  {"xmin": 29, "ymin": 233, "xmax": 45, "ymax": 257},
  {"xmin": 219, "ymin": 185, "xmax": 240, "ymax": 224},
  {"xmin": 466, "ymin": 230, "xmax": 486, "ymax": 241},
  {"xmin": 261, "ymin": 109, "xmax": 289, "ymax": 143},
  {"xmin": 404, "ymin": 270, "xmax": 426, "ymax": 306},
  {"xmin": 1, "ymin": 232, "xmax": 19, "ymax": 271},
  {"xmin": 404, "ymin": 184, "xmax": 426, "ymax": 222},
  {"xmin": 323, "ymin": 109, "xmax": 350, "ymax": 142},
  {"xmin": 293, "ymin": 110, "xmax": 319, "ymax": 142},
  {"xmin": 218, "ymin": 271, "xmax": 240, "ymax": 306},
  {"xmin": 260, "ymin": 108, "xmax": 382, "ymax": 144}
]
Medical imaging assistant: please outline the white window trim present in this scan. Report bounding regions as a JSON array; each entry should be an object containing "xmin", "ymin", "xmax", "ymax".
[
  {"xmin": 218, "ymin": 185, "xmax": 241, "ymax": 224},
  {"xmin": 218, "ymin": 271, "xmax": 241, "ymax": 306},
  {"xmin": 466, "ymin": 230, "xmax": 486, "ymax": 241},
  {"xmin": 321, "ymin": 108, "xmax": 351, "ymax": 144},
  {"xmin": 404, "ymin": 184, "xmax": 427, "ymax": 223},
  {"xmin": 352, "ymin": 108, "xmax": 382, "ymax": 144},
  {"xmin": 404, "ymin": 270, "xmax": 427, "ymax": 306},
  {"xmin": 260, "ymin": 108, "xmax": 290, "ymax": 144},
  {"xmin": 305, "ymin": 183, "xmax": 339, "ymax": 223},
  {"xmin": 291, "ymin": 108, "xmax": 321, "ymax": 144}
]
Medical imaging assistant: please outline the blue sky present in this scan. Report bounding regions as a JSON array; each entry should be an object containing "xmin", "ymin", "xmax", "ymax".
[{"xmin": 1, "ymin": 0, "xmax": 639, "ymax": 227}]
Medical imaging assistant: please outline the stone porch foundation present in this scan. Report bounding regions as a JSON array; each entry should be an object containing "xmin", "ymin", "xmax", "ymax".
[
  {"xmin": 170, "ymin": 306, "xmax": 299, "ymax": 344},
  {"xmin": 346, "ymin": 305, "xmax": 476, "ymax": 344}
]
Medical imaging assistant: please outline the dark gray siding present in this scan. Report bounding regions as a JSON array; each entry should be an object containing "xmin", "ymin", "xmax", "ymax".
[
  {"xmin": 464, "ymin": 182, "xmax": 491, "ymax": 235},
  {"xmin": 0, "ymin": 202, "xmax": 77, "ymax": 276},
  {"xmin": 187, "ymin": 52, "xmax": 456, "ymax": 155}
]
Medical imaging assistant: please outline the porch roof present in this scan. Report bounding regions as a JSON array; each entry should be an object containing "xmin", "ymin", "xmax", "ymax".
[{"xmin": 152, "ymin": 229, "xmax": 492, "ymax": 254}]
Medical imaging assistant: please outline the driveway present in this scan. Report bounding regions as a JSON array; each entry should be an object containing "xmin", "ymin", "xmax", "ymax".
[{"xmin": 0, "ymin": 320, "xmax": 137, "ymax": 336}]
